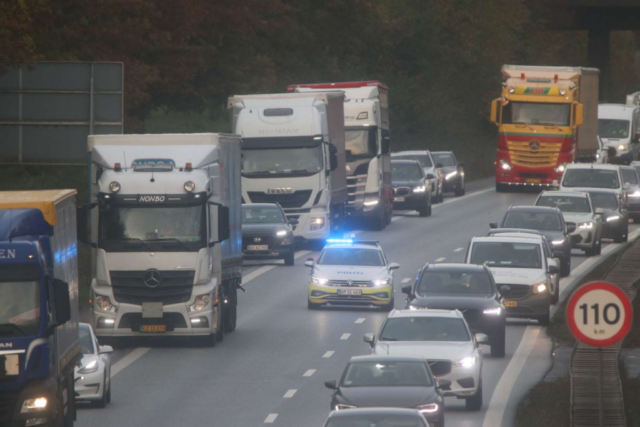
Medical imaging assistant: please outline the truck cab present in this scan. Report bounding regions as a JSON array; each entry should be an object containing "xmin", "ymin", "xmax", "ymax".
[{"xmin": 598, "ymin": 104, "xmax": 640, "ymax": 163}]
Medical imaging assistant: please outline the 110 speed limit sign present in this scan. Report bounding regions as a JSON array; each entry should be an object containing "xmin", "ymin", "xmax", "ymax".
[{"xmin": 567, "ymin": 282, "xmax": 633, "ymax": 347}]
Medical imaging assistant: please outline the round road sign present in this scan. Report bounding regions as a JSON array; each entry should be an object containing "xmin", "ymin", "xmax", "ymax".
[{"xmin": 567, "ymin": 282, "xmax": 633, "ymax": 347}]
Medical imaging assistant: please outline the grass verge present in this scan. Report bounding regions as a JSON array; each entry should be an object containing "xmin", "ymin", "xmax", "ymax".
[{"xmin": 514, "ymin": 377, "xmax": 571, "ymax": 427}]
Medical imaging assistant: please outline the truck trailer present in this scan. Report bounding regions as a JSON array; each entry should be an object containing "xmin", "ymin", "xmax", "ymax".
[
  {"xmin": 490, "ymin": 65, "xmax": 600, "ymax": 191},
  {"xmin": 85, "ymin": 133, "xmax": 242, "ymax": 346},
  {"xmin": 228, "ymin": 93, "xmax": 347, "ymax": 246},
  {"xmin": 287, "ymin": 81, "xmax": 393, "ymax": 230},
  {"xmin": 0, "ymin": 190, "xmax": 80, "ymax": 427}
]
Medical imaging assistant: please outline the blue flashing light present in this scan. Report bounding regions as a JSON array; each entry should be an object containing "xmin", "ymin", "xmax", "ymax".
[{"xmin": 326, "ymin": 239, "xmax": 353, "ymax": 244}]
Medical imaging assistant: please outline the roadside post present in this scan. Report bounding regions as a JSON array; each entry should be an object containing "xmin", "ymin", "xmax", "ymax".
[{"xmin": 567, "ymin": 282, "xmax": 633, "ymax": 427}]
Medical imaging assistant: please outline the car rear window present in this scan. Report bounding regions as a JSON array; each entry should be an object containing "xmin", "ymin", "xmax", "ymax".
[
  {"xmin": 379, "ymin": 317, "xmax": 470, "ymax": 342},
  {"xmin": 416, "ymin": 271, "xmax": 494, "ymax": 295},
  {"xmin": 318, "ymin": 248, "xmax": 384, "ymax": 266},
  {"xmin": 342, "ymin": 361, "xmax": 433, "ymax": 387},
  {"xmin": 621, "ymin": 168, "xmax": 639, "ymax": 186},
  {"xmin": 536, "ymin": 195, "xmax": 591, "ymax": 214},
  {"xmin": 470, "ymin": 242, "xmax": 542, "ymax": 269},
  {"xmin": 562, "ymin": 169, "xmax": 619, "ymax": 189},
  {"xmin": 502, "ymin": 211, "xmax": 561, "ymax": 231}
]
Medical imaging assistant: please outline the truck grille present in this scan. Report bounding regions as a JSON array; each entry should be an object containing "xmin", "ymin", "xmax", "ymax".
[
  {"xmin": 247, "ymin": 191, "xmax": 312, "ymax": 208},
  {"xmin": 507, "ymin": 140, "xmax": 560, "ymax": 167},
  {"xmin": 347, "ymin": 175, "xmax": 366, "ymax": 206},
  {"xmin": 118, "ymin": 312, "xmax": 188, "ymax": 330},
  {"xmin": 428, "ymin": 360, "xmax": 452, "ymax": 377},
  {"xmin": 0, "ymin": 391, "xmax": 18, "ymax": 422},
  {"xmin": 111, "ymin": 270, "xmax": 195, "ymax": 305},
  {"xmin": 504, "ymin": 284, "xmax": 531, "ymax": 299}
]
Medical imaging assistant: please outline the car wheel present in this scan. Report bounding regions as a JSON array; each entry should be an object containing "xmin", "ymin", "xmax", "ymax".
[
  {"xmin": 560, "ymin": 257, "xmax": 571, "ymax": 277},
  {"xmin": 106, "ymin": 378, "xmax": 111, "ymax": 404},
  {"xmin": 465, "ymin": 381, "xmax": 483, "ymax": 411},
  {"xmin": 308, "ymin": 300, "xmax": 319, "ymax": 310},
  {"xmin": 418, "ymin": 201, "xmax": 431, "ymax": 217},
  {"xmin": 438, "ymin": 186, "xmax": 444, "ymax": 203},
  {"xmin": 552, "ymin": 282, "xmax": 559, "ymax": 305},
  {"xmin": 94, "ymin": 374, "xmax": 107, "ymax": 408},
  {"xmin": 537, "ymin": 311, "xmax": 551, "ymax": 326},
  {"xmin": 284, "ymin": 250, "xmax": 295, "ymax": 266},
  {"xmin": 595, "ymin": 239, "xmax": 602, "ymax": 255},
  {"xmin": 455, "ymin": 182, "xmax": 464, "ymax": 197},
  {"xmin": 382, "ymin": 297, "xmax": 394, "ymax": 312},
  {"xmin": 491, "ymin": 333, "xmax": 506, "ymax": 358}
]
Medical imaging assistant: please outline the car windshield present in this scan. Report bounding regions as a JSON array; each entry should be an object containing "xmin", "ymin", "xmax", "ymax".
[
  {"xmin": 80, "ymin": 326, "xmax": 96, "ymax": 355},
  {"xmin": 562, "ymin": 169, "xmax": 620, "ymax": 189},
  {"xmin": 393, "ymin": 155, "xmax": 433, "ymax": 168},
  {"xmin": 342, "ymin": 361, "xmax": 432, "ymax": 387},
  {"xmin": 587, "ymin": 192, "xmax": 619, "ymax": 210},
  {"xmin": 470, "ymin": 242, "xmax": 542, "ymax": 269},
  {"xmin": 318, "ymin": 248, "xmax": 385, "ymax": 266},
  {"xmin": 325, "ymin": 415, "xmax": 427, "ymax": 427},
  {"xmin": 432, "ymin": 153, "xmax": 456, "ymax": 167},
  {"xmin": 599, "ymin": 119, "xmax": 630, "ymax": 139},
  {"xmin": 99, "ymin": 204, "xmax": 206, "ymax": 252},
  {"xmin": 242, "ymin": 205, "xmax": 286, "ymax": 224},
  {"xmin": 536, "ymin": 195, "xmax": 591, "ymax": 213},
  {"xmin": 621, "ymin": 168, "xmax": 639, "ymax": 186},
  {"xmin": 503, "ymin": 102, "xmax": 571, "ymax": 126},
  {"xmin": 379, "ymin": 317, "xmax": 470, "ymax": 342},
  {"xmin": 392, "ymin": 163, "xmax": 423, "ymax": 181},
  {"xmin": 345, "ymin": 129, "xmax": 377, "ymax": 161},
  {"xmin": 416, "ymin": 271, "xmax": 494, "ymax": 296},
  {"xmin": 0, "ymin": 278, "xmax": 41, "ymax": 336},
  {"xmin": 242, "ymin": 145, "xmax": 324, "ymax": 177},
  {"xmin": 502, "ymin": 211, "xmax": 562, "ymax": 231}
]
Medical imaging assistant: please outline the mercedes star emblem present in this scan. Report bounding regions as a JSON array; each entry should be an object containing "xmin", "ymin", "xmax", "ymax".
[
  {"xmin": 347, "ymin": 280, "xmax": 353, "ymax": 286},
  {"xmin": 253, "ymin": 237, "xmax": 262, "ymax": 243},
  {"xmin": 529, "ymin": 140, "xmax": 541, "ymax": 152},
  {"xmin": 143, "ymin": 269, "xmax": 162, "ymax": 288}
]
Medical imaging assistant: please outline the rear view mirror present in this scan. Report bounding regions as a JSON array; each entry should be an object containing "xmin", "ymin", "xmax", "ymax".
[
  {"xmin": 99, "ymin": 345, "xmax": 114, "ymax": 354},
  {"xmin": 566, "ymin": 224, "xmax": 576, "ymax": 233},
  {"xmin": 324, "ymin": 380, "xmax": 338, "ymax": 390},
  {"xmin": 595, "ymin": 208, "xmax": 605, "ymax": 215},
  {"xmin": 288, "ymin": 218, "xmax": 299, "ymax": 225},
  {"xmin": 426, "ymin": 174, "xmax": 435, "ymax": 180},
  {"xmin": 381, "ymin": 136, "xmax": 390, "ymax": 155},
  {"xmin": 51, "ymin": 279, "xmax": 71, "ymax": 327},
  {"xmin": 553, "ymin": 251, "xmax": 564, "ymax": 258},
  {"xmin": 364, "ymin": 333, "xmax": 375, "ymax": 346},
  {"xmin": 304, "ymin": 258, "xmax": 314, "ymax": 268},
  {"xmin": 499, "ymin": 285, "xmax": 511, "ymax": 297},
  {"xmin": 475, "ymin": 333, "xmax": 489, "ymax": 344},
  {"xmin": 574, "ymin": 102, "xmax": 584, "ymax": 127},
  {"xmin": 623, "ymin": 182, "xmax": 631, "ymax": 191},
  {"xmin": 388, "ymin": 262, "xmax": 400, "ymax": 270},
  {"xmin": 208, "ymin": 202, "xmax": 230, "ymax": 246},
  {"xmin": 489, "ymin": 222, "xmax": 498, "ymax": 229},
  {"xmin": 548, "ymin": 264, "xmax": 559, "ymax": 275},
  {"xmin": 329, "ymin": 144, "xmax": 338, "ymax": 171},
  {"xmin": 401, "ymin": 285, "xmax": 412, "ymax": 295},
  {"xmin": 490, "ymin": 99, "xmax": 501, "ymax": 125},
  {"xmin": 458, "ymin": 162, "xmax": 465, "ymax": 168}
]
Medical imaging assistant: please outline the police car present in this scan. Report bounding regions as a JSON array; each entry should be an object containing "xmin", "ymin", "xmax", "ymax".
[{"xmin": 305, "ymin": 239, "xmax": 400, "ymax": 310}]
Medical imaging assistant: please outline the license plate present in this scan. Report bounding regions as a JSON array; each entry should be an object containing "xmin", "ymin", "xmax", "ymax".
[
  {"xmin": 394, "ymin": 197, "xmax": 405, "ymax": 202},
  {"xmin": 504, "ymin": 301, "xmax": 518, "ymax": 307},
  {"xmin": 526, "ymin": 179, "xmax": 541, "ymax": 183},
  {"xmin": 141, "ymin": 325, "xmax": 166, "ymax": 332},
  {"xmin": 338, "ymin": 289, "xmax": 362, "ymax": 295},
  {"xmin": 247, "ymin": 245, "xmax": 268, "ymax": 250}
]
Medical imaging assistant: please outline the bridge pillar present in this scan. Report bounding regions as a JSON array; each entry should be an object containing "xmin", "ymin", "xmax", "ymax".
[{"xmin": 587, "ymin": 29, "xmax": 610, "ymax": 102}]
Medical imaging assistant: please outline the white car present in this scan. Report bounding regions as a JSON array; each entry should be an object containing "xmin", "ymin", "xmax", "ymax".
[
  {"xmin": 466, "ymin": 236, "xmax": 558, "ymax": 325},
  {"xmin": 536, "ymin": 190, "xmax": 604, "ymax": 256},
  {"xmin": 559, "ymin": 163, "xmax": 630, "ymax": 200},
  {"xmin": 306, "ymin": 239, "xmax": 400, "ymax": 311},
  {"xmin": 364, "ymin": 309, "xmax": 485, "ymax": 411},
  {"xmin": 75, "ymin": 323, "xmax": 113, "ymax": 407}
]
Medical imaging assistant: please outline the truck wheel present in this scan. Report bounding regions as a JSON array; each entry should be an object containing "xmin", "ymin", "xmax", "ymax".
[
  {"xmin": 496, "ymin": 183, "xmax": 508, "ymax": 193},
  {"xmin": 216, "ymin": 304, "xmax": 225, "ymax": 343},
  {"xmin": 465, "ymin": 381, "xmax": 483, "ymax": 411},
  {"xmin": 381, "ymin": 297, "xmax": 395, "ymax": 312},
  {"xmin": 371, "ymin": 208, "xmax": 385, "ymax": 231},
  {"xmin": 284, "ymin": 250, "xmax": 295, "ymax": 266}
]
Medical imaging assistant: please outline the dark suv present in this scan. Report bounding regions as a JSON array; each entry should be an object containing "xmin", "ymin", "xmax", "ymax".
[
  {"xmin": 391, "ymin": 160, "xmax": 432, "ymax": 217},
  {"xmin": 490, "ymin": 206, "xmax": 574, "ymax": 277},
  {"xmin": 241, "ymin": 203, "xmax": 296, "ymax": 265},
  {"xmin": 402, "ymin": 263, "xmax": 507, "ymax": 358}
]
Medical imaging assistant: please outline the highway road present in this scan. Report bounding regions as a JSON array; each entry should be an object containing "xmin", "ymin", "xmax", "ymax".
[{"xmin": 77, "ymin": 178, "xmax": 639, "ymax": 427}]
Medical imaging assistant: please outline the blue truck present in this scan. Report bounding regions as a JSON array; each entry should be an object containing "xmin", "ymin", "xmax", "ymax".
[{"xmin": 0, "ymin": 190, "xmax": 81, "ymax": 427}]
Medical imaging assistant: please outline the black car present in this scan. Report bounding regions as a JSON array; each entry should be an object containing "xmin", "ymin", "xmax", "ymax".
[
  {"xmin": 326, "ymin": 355, "xmax": 446, "ymax": 427},
  {"xmin": 323, "ymin": 408, "xmax": 430, "ymax": 427},
  {"xmin": 490, "ymin": 206, "xmax": 574, "ymax": 277},
  {"xmin": 586, "ymin": 189, "xmax": 629, "ymax": 243},
  {"xmin": 241, "ymin": 203, "xmax": 296, "ymax": 265},
  {"xmin": 391, "ymin": 160, "xmax": 432, "ymax": 217},
  {"xmin": 402, "ymin": 263, "xmax": 507, "ymax": 358},
  {"xmin": 432, "ymin": 151, "xmax": 465, "ymax": 197}
]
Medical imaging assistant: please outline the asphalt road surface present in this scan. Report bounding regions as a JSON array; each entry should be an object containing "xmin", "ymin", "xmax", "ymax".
[{"xmin": 77, "ymin": 178, "xmax": 639, "ymax": 427}]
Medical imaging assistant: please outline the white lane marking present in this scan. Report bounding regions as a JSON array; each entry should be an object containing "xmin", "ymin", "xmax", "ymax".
[
  {"xmin": 482, "ymin": 326, "xmax": 541, "ymax": 427},
  {"xmin": 295, "ymin": 250, "xmax": 312, "ymax": 259},
  {"xmin": 323, "ymin": 351, "xmax": 335, "ymax": 358},
  {"xmin": 264, "ymin": 414, "xmax": 278, "ymax": 423},
  {"xmin": 435, "ymin": 257, "xmax": 446, "ymax": 262},
  {"xmin": 340, "ymin": 333, "xmax": 351, "ymax": 340},
  {"xmin": 401, "ymin": 278, "xmax": 411, "ymax": 283},
  {"xmin": 111, "ymin": 347, "xmax": 152, "ymax": 378},
  {"xmin": 242, "ymin": 250, "xmax": 312, "ymax": 285},
  {"xmin": 454, "ymin": 247, "xmax": 464, "ymax": 252},
  {"xmin": 283, "ymin": 389, "xmax": 297, "ymax": 398},
  {"xmin": 355, "ymin": 318, "xmax": 366, "ymax": 324},
  {"xmin": 303, "ymin": 369, "xmax": 316, "ymax": 377},
  {"xmin": 391, "ymin": 215, "xmax": 404, "ymax": 222},
  {"xmin": 433, "ymin": 187, "xmax": 494, "ymax": 209}
]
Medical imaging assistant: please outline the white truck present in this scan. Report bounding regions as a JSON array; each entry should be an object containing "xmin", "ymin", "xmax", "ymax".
[
  {"xmin": 228, "ymin": 93, "xmax": 347, "ymax": 246},
  {"xmin": 85, "ymin": 133, "xmax": 242, "ymax": 346},
  {"xmin": 288, "ymin": 81, "xmax": 393, "ymax": 230}
]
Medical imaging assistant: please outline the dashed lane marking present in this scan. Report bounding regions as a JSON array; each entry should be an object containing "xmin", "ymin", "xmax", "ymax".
[
  {"xmin": 111, "ymin": 347, "xmax": 152, "ymax": 378},
  {"xmin": 435, "ymin": 257, "xmax": 446, "ymax": 262},
  {"xmin": 401, "ymin": 278, "xmax": 411, "ymax": 283},
  {"xmin": 454, "ymin": 247, "xmax": 464, "ymax": 252},
  {"xmin": 340, "ymin": 333, "xmax": 351, "ymax": 340},
  {"xmin": 303, "ymin": 369, "xmax": 316, "ymax": 377},
  {"xmin": 264, "ymin": 414, "xmax": 278, "ymax": 423},
  {"xmin": 242, "ymin": 250, "xmax": 312, "ymax": 285},
  {"xmin": 283, "ymin": 389, "xmax": 297, "ymax": 398},
  {"xmin": 355, "ymin": 318, "xmax": 366, "ymax": 324},
  {"xmin": 323, "ymin": 351, "xmax": 335, "ymax": 358}
]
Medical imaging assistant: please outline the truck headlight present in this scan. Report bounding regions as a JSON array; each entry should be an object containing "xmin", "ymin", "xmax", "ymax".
[
  {"xmin": 78, "ymin": 360, "xmax": 98, "ymax": 374},
  {"xmin": 606, "ymin": 215, "xmax": 620, "ymax": 222},
  {"xmin": 456, "ymin": 356, "xmax": 476, "ymax": 368},
  {"xmin": 445, "ymin": 171, "xmax": 458, "ymax": 180},
  {"xmin": 483, "ymin": 308, "xmax": 502, "ymax": 316},
  {"xmin": 188, "ymin": 294, "xmax": 211, "ymax": 312},
  {"xmin": 551, "ymin": 239, "xmax": 565, "ymax": 245},
  {"xmin": 310, "ymin": 217, "xmax": 325, "ymax": 231},
  {"xmin": 533, "ymin": 283, "xmax": 548, "ymax": 294},
  {"xmin": 554, "ymin": 164, "xmax": 567, "ymax": 173},
  {"xmin": 618, "ymin": 144, "xmax": 627, "ymax": 152},
  {"xmin": 109, "ymin": 181, "xmax": 121, "ymax": 193},
  {"xmin": 184, "ymin": 181, "xmax": 196, "ymax": 192},
  {"xmin": 412, "ymin": 186, "xmax": 426, "ymax": 193},
  {"xmin": 364, "ymin": 197, "xmax": 379, "ymax": 206},
  {"xmin": 21, "ymin": 397, "xmax": 48, "ymax": 413},
  {"xmin": 578, "ymin": 222, "xmax": 593, "ymax": 229},
  {"xmin": 499, "ymin": 159, "xmax": 512, "ymax": 171},
  {"xmin": 311, "ymin": 277, "xmax": 328, "ymax": 285},
  {"xmin": 95, "ymin": 296, "xmax": 117, "ymax": 313},
  {"xmin": 372, "ymin": 279, "xmax": 390, "ymax": 287}
]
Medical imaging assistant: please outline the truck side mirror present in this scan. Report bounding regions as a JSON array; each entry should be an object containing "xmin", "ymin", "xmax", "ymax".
[
  {"xmin": 208, "ymin": 203, "xmax": 230, "ymax": 246},
  {"xmin": 574, "ymin": 103, "xmax": 584, "ymax": 127},
  {"xmin": 381, "ymin": 136, "xmax": 390, "ymax": 155},
  {"xmin": 51, "ymin": 279, "xmax": 71, "ymax": 327},
  {"xmin": 490, "ymin": 99, "xmax": 501, "ymax": 125},
  {"xmin": 329, "ymin": 144, "xmax": 338, "ymax": 171},
  {"xmin": 76, "ymin": 203, "xmax": 97, "ymax": 245}
]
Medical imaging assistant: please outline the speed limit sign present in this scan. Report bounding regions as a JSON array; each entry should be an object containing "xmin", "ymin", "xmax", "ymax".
[{"xmin": 567, "ymin": 282, "xmax": 633, "ymax": 347}]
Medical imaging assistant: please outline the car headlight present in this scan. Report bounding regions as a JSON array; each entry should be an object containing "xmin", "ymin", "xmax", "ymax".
[
  {"xmin": 95, "ymin": 296, "xmax": 117, "ymax": 313},
  {"xmin": 335, "ymin": 404, "xmax": 357, "ymax": 410},
  {"xmin": 364, "ymin": 197, "xmax": 379, "ymax": 206},
  {"xmin": 578, "ymin": 221, "xmax": 593, "ymax": 229},
  {"xmin": 413, "ymin": 186, "xmax": 427, "ymax": 193},
  {"xmin": 606, "ymin": 215, "xmax": 620, "ymax": 222},
  {"xmin": 551, "ymin": 239, "xmax": 565, "ymax": 245},
  {"xmin": 372, "ymin": 279, "xmax": 390, "ymax": 286},
  {"xmin": 445, "ymin": 171, "xmax": 458, "ymax": 180},
  {"xmin": 276, "ymin": 230, "xmax": 291, "ymax": 237},
  {"xmin": 21, "ymin": 398, "xmax": 48, "ymax": 413},
  {"xmin": 533, "ymin": 283, "xmax": 548, "ymax": 294},
  {"xmin": 311, "ymin": 277, "xmax": 328, "ymax": 285},
  {"xmin": 499, "ymin": 159, "xmax": 512, "ymax": 171},
  {"xmin": 78, "ymin": 360, "xmax": 98, "ymax": 374},
  {"xmin": 618, "ymin": 144, "xmax": 627, "ymax": 152},
  {"xmin": 483, "ymin": 307, "xmax": 502, "ymax": 316},
  {"xmin": 417, "ymin": 403, "xmax": 439, "ymax": 413},
  {"xmin": 629, "ymin": 191, "xmax": 640, "ymax": 198},
  {"xmin": 188, "ymin": 294, "xmax": 211, "ymax": 312},
  {"xmin": 456, "ymin": 356, "xmax": 476, "ymax": 368},
  {"xmin": 310, "ymin": 217, "xmax": 325, "ymax": 230},
  {"xmin": 554, "ymin": 164, "xmax": 567, "ymax": 173}
]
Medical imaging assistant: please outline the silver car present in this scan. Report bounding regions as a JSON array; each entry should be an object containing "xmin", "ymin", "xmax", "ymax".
[{"xmin": 392, "ymin": 151, "xmax": 444, "ymax": 203}]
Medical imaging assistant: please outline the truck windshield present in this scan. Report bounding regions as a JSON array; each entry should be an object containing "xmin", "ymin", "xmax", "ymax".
[
  {"xmin": 503, "ymin": 102, "xmax": 571, "ymax": 126},
  {"xmin": 0, "ymin": 280, "xmax": 41, "ymax": 336},
  {"xmin": 345, "ymin": 129, "xmax": 377, "ymax": 161},
  {"xmin": 599, "ymin": 119, "xmax": 630, "ymax": 139},
  {"xmin": 242, "ymin": 146, "xmax": 324, "ymax": 177},
  {"xmin": 99, "ymin": 204, "xmax": 206, "ymax": 252}
]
